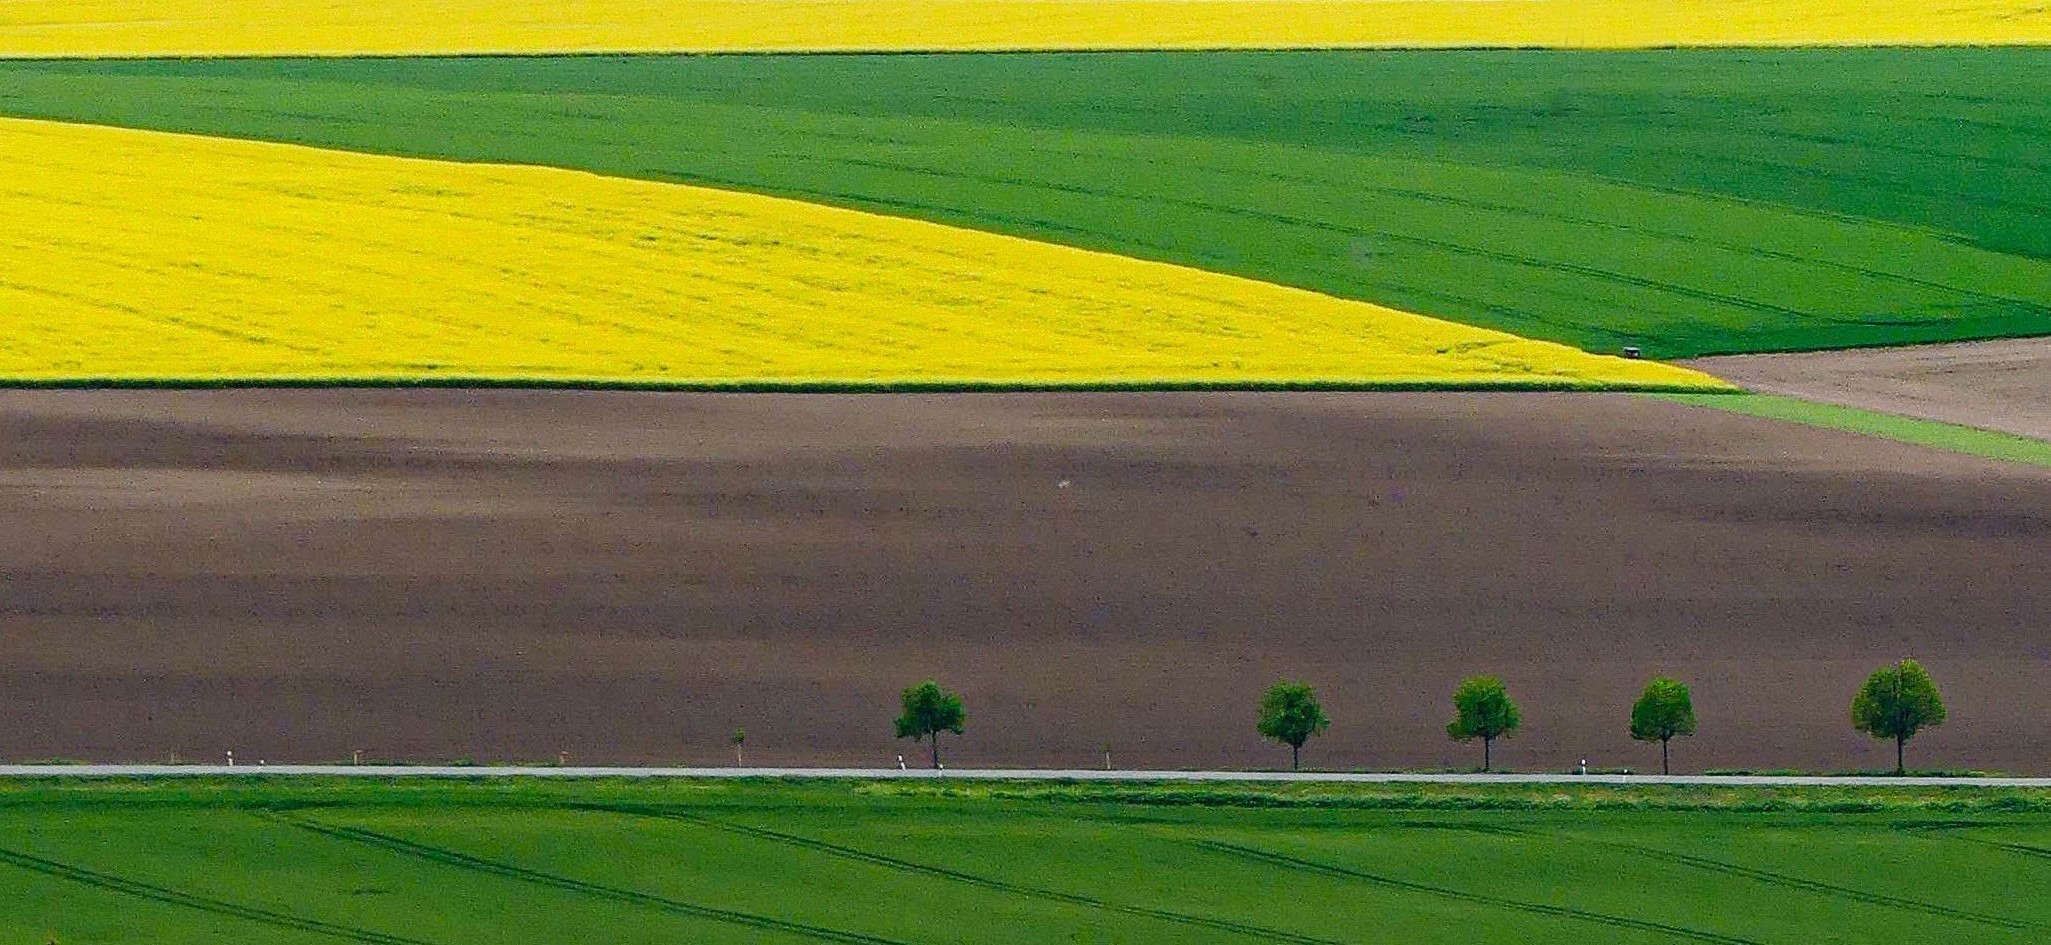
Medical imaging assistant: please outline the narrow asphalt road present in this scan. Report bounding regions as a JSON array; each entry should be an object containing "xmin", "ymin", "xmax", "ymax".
[{"xmin": 1, "ymin": 766, "xmax": 2045, "ymax": 786}]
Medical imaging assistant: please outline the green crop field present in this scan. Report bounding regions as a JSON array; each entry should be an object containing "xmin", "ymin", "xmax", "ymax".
[
  {"xmin": 4, "ymin": 778, "xmax": 2049, "ymax": 944},
  {"xmin": 1, "ymin": 50, "xmax": 2047, "ymax": 358}
]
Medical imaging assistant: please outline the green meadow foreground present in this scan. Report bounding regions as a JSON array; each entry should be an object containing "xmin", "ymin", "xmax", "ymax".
[
  {"xmin": 3, "ymin": 49, "xmax": 2048, "ymax": 358},
  {"xmin": 4, "ymin": 779, "xmax": 2049, "ymax": 944}
]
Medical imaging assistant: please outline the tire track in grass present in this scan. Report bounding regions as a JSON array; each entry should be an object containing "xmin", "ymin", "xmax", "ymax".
[
  {"xmin": 1753, "ymin": 126, "xmax": 2051, "ymax": 176},
  {"xmin": 1599, "ymin": 139, "xmax": 2051, "ymax": 218},
  {"xmin": 1897, "ymin": 822, "xmax": 2051, "ymax": 865},
  {"xmin": 1586, "ymin": 838, "xmax": 2040, "ymax": 931},
  {"xmin": 714, "ymin": 116, "xmax": 2051, "ymax": 309},
  {"xmin": 657, "ymin": 148, "xmax": 1776, "ymax": 337},
  {"xmin": 1037, "ymin": 142, "xmax": 2051, "ymax": 312},
  {"xmin": 1982, "ymin": 841, "xmax": 2051, "ymax": 862},
  {"xmin": 815, "ymin": 151, "xmax": 1828, "ymax": 314},
  {"xmin": 1190, "ymin": 839, "xmax": 1765, "ymax": 945},
  {"xmin": 1388, "ymin": 821, "xmax": 1531, "ymax": 838},
  {"xmin": 730, "ymin": 155, "xmax": 1848, "ymax": 331},
  {"xmin": 0, "ymin": 846, "xmax": 439, "ymax": 945},
  {"xmin": 819, "ymin": 139, "xmax": 2050, "ymax": 332},
  {"xmin": 266, "ymin": 812, "xmax": 912, "ymax": 945},
  {"xmin": 699, "ymin": 116, "xmax": 1939, "ymax": 296},
  {"xmin": 603, "ymin": 806, "xmax": 1352, "ymax": 945}
]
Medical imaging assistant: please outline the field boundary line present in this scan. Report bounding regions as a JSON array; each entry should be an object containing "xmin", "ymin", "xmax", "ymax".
[
  {"xmin": 0, "ymin": 377, "xmax": 1727, "ymax": 393},
  {"xmin": 7, "ymin": 44, "xmax": 2051, "ymax": 63},
  {"xmin": 2, "ymin": 766, "xmax": 2046, "ymax": 786}
]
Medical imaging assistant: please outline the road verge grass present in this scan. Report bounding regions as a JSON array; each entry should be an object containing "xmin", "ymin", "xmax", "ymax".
[{"xmin": 1, "ymin": 777, "xmax": 2045, "ymax": 815}]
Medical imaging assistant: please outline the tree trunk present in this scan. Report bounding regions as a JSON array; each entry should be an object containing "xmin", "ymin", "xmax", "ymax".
[
  {"xmin": 1662, "ymin": 737, "xmax": 1670, "ymax": 776},
  {"xmin": 1896, "ymin": 735, "xmax": 1905, "ymax": 776},
  {"xmin": 1291, "ymin": 743, "xmax": 1300, "ymax": 771},
  {"xmin": 1483, "ymin": 737, "xmax": 1492, "ymax": 773},
  {"xmin": 931, "ymin": 732, "xmax": 942, "ymax": 770}
]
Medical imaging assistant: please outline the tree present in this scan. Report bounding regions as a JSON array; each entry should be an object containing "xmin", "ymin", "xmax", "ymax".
[
  {"xmin": 1852, "ymin": 659, "xmax": 1946, "ymax": 774},
  {"xmin": 1255, "ymin": 681, "xmax": 1331, "ymax": 771},
  {"xmin": 894, "ymin": 680, "xmax": 966, "ymax": 770},
  {"xmin": 731, "ymin": 728, "xmax": 747, "ymax": 766},
  {"xmin": 1446, "ymin": 676, "xmax": 1521, "ymax": 772},
  {"xmin": 1628, "ymin": 676, "xmax": 1697, "ymax": 775}
]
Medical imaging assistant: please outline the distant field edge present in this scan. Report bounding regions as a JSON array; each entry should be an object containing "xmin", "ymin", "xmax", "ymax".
[
  {"xmin": 10, "ymin": 41, "xmax": 2051, "ymax": 62},
  {"xmin": 1657, "ymin": 393, "xmax": 2051, "ymax": 469},
  {"xmin": 2, "ymin": 0, "xmax": 2048, "ymax": 58},
  {"xmin": 0, "ymin": 376, "xmax": 1738, "ymax": 394}
]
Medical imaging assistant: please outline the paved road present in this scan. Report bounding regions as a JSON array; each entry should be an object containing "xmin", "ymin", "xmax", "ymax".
[{"xmin": 1, "ymin": 766, "xmax": 2046, "ymax": 787}]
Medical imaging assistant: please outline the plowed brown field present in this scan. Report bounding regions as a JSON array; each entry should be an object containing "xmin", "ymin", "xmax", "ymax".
[
  {"xmin": 1689, "ymin": 338, "xmax": 2051, "ymax": 443},
  {"xmin": 2, "ymin": 391, "xmax": 2047, "ymax": 773}
]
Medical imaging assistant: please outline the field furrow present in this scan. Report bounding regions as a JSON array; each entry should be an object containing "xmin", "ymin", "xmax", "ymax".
[
  {"xmin": 269, "ymin": 815, "xmax": 914, "ymax": 945},
  {"xmin": 1192, "ymin": 840, "xmax": 1766, "ymax": 945},
  {"xmin": 612, "ymin": 808, "xmax": 1349, "ymax": 945},
  {"xmin": 0, "ymin": 848, "xmax": 438, "ymax": 945}
]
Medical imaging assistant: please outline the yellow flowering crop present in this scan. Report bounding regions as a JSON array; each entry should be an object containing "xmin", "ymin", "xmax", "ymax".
[
  {"xmin": 0, "ymin": 0, "xmax": 2044, "ymax": 58},
  {"xmin": 0, "ymin": 118, "xmax": 1725, "ymax": 390}
]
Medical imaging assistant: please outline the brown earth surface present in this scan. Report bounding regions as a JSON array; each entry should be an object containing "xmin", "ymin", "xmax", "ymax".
[
  {"xmin": 2, "ymin": 390, "xmax": 2048, "ymax": 774},
  {"xmin": 1689, "ymin": 337, "xmax": 2051, "ymax": 442}
]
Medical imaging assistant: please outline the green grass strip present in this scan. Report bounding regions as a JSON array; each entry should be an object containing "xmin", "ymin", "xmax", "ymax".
[
  {"xmin": 0, "ymin": 776, "xmax": 2047, "ymax": 814},
  {"xmin": 1659, "ymin": 393, "xmax": 2051, "ymax": 469}
]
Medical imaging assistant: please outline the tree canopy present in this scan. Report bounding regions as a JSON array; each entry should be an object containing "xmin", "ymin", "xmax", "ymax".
[
  {"xmin": 1628, "ymin": 676, "xmax": 1697, "ymax": 774},
  {"xmin": 1852, "ymin": 659, "xmax": 1946, "ymax": 774},
  {"xmin": 1446, "ymin": 675, "xmax": 1521, "ymax": 771},
  {"xmin": 894, "ymin": 680, "xmax": 966, "ymax": 770},
  {"xmin": 1255, "ymin": 681, "xmax": 1331, "ymax": 771}
]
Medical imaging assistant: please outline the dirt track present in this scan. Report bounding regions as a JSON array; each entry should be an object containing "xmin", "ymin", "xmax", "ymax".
[
  {"xmin": 2, "ymin": 391, "xmax": 2048, "ymax": 774},
  {"xmin": 1689, "ymin": 337, "xmax": 2051, "ymax": 442}
]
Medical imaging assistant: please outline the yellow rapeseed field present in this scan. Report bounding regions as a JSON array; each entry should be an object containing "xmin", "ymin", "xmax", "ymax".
[
  {"xmin": 0, "ymin": 118, "xmax": 1724, "ymax": 390},
  {"xmin": 0, "ymin": 0, "xmax": 2044, "ymax": 57}
]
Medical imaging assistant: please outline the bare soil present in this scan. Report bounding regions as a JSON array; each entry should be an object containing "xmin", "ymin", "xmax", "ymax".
[
  {"xmin": 1689, "ymin": 337, "xmax": 2051, "ymax": 442},
  {"xmin": 2, "ymin": 391, "xmax": 2048, "ymax": 774}
]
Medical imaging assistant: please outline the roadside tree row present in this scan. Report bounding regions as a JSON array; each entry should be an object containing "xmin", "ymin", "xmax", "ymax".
[{"xmin": 890, "ymin": 659, "xmax": 1949, "ymax": 774}]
